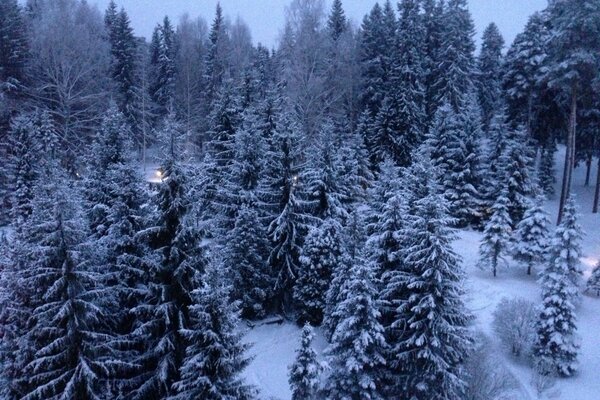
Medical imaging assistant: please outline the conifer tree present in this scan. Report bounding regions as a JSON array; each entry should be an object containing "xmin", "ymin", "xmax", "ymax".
[
  {"xmin": 478, "ymin": 189, "xmax": 512, "ymax": 277},
  {"xmin": 132, "ymin": 160, "xmax": 207, "ymax": 399},
  {"xmin": 538, "ymin": 143, "xmax": 556, "ymax": 197},
  {"xmin": 288, "ymin": 324, "xmax": 322, "ymax": 400},
  {"xmin": 552, "ymin": 197, "xmax": 584, "ymax": 301},
  {"xmin": 513, "ymin": 195, "xmax": 550, "ymax": 275},
  {"xmin": 587, "ymin": 263, "xmax": 600, "ymax": 296},
  {"xmin": 170, "ymin": 266, "xmax": 256, "ymax": 400},
  {"xmin": 324, "ymin": 259, "xmax": 387, "ymax": 400},
  {"xmin": 226, "ymin": 203, "xmax": 273, "ymax": 320},
  {"xmin": 20, "ymin": 182, "xmax": 115, "ymax": 400},
  {"xmin": 434, "ymin": 0, "xmax": 476, "ymax": 112},
  {"xmin": 477, "ymin": 23, "xmax": 505, "ymax": 131},
  {"xmin": 501, "ymin": 127, "xmax": 535, "ymax": 224},
  {"xmin": 205, "ymin": 3, "xmax": 230, "ymax": 112},
  {"xmin": 149, "ymin": 16, "xmax": 176, "ymax": 117},
  {"xmin": 534, "ymin": 223, "xmax": 581, "ymax": 376},
  {"xmin": 294, "ymin": 218, "xmax": 345, "ymax": 325},
  {"xmin": 389, "ymin": 189, "xmax": 472, "ymax": 399}
]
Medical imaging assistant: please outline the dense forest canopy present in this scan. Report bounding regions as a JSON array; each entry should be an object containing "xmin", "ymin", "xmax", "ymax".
[{"xmin": 0, "ymin": 0, "xmax": 599, "ymax": 399}]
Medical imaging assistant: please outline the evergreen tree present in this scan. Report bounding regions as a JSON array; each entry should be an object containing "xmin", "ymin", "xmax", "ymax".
[
  {"xmin": 105, "ymin": 4, "xmax": 138, "ymax": 126},
  {"xmin": 170, "ymin": 266, "xmax": 256, "ymax": 400},
  {"xmin": 534, "ymin": 223, "xmax": 581, "ymax": 376},
  {"xmin": 478, "ymin": 189, "xmax": 512, "ymax": 277},
  {"xmin": 501, "ymin": 127, "xmax": 535, "ymax": 224},
  {"xmin": 0, "ymin": 0, "xmax": 27, "ymax": 92},
  {"xmin": 586, "ymin": 263, "xmax": 600, "ymax": 297},
  {"xmin": 263, "ymin": 119, "xmax": 311, "ymax": 311},
  {"xmin": 388, "ymin": 189, "xmax": 472, "ymax": 399},
  {"xmin": 421, "ymin": 0, "xmax": 445, "ymax": 126},
  {"xmin": 294, "ymin": 218, "xmax": 345, "ymax": 325},
  {"xmin": 552, "ymin": 197, "xmax": 584, "ymax": 301},
  {"xmin": 20, "ymin": 182, "xmax": 114, "ymax": 400},
  {"xmin": 477, "ymin": 23, "xmax": 505, "ymax": 131},
  {"xmin": 434, "ymin": 0, "xmax": 476, "ymax": 112},
  {"xmin": 538, "ymin": 143, "xmax": 556, "ymax": 197},
  {"xmin": 442, "ymin": 94, "xmax": 484, "ymax": 226},
  {"xmin": 132, "ymin": 160, "xmax": 207, "ymax": 399},
  {"xmin": 513, "ymin": 195, "xmax": 550, "ymax": 275},
  {"xmin": 503, "ymin": 12, "xmax": 548, "ymax": 130},
  {"xmin": 149, "ymin": 17, "xmax": 176, "ymax": 116},
  {"xmin": 324, "ymin": 259, "xmax": 387, "ymax": 400},
  {"xmin": 205, "ymin": 3, "xmax": 230, "ymax": 112},
  {"xmin": 83, "ymin": 106, "xmax": 132, "ymax": 238},
  {"xmin": 288, "ymin": 324, "xmax": 322, "ymax": 400},
  {"xmin": 226, "ymin": 203, "xmax": 273, "ymax": 320}
]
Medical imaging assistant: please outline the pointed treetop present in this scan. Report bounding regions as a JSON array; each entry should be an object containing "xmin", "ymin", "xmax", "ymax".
[{"xmin": 327, "ymin": 0, "xmax": 347, "ymax": 41}]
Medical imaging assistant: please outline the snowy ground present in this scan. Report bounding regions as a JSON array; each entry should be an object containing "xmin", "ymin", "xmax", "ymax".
[{"xmin": 243, "ymin": 147, "xmax": 600, "ymax": 400}]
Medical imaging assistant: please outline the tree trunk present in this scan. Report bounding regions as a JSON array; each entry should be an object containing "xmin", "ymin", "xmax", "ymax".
[
  {"xmin": 593, "ymin": 157, "xmax": 600, "ymax": 214},
  {"xmin": 557, "ymin": 87, "xmax": 577, "ymax": 225},
  {"xmin": 585, "ymin": 154, "xmax": 592, "ymax": 186}
]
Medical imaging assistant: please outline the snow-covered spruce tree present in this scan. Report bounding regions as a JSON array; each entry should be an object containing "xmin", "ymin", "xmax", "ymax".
[
  {"xmin": 294, "ymin": 217, "xmax": 345, "ymax": 326},
  {"xmin": 170, "ymin": 265, "xmax": 256, "ymax": 400},
  {"xmin": 263, "ymin": 117, "xmax": 311, "ymax": 312},
  {"xmin": 478, "ymin": 189, "xmax": 513, "ymax": 277},
  {"xmin": 513, "ymin": 195, "xmax": 550, "ymax": 275},
  {"xmin": 324, "ymin": 259, "xmax": 387, "ymax": 400},
  {"xmin": 226, "ymin": 202, "xmax": 273, "ymax": 320},
  {"xmin": 550, "ymin": 197, "xmax": 584, "ymax": 303},
  {"xmin": 20, "ymin": 182, "xmax": 115, "ymax": 400},
  {"xmin": 83, "ymin": 105, "xmax": 132, "ymax": 238},
  {"xmin": 365, "ymin": 157, "xmax": 401, "ymax": 237},
  {"xmin": 501, "ymin": 127, "xmax": 535, "ymax": 225},
  {"xmin": 288, "ymin": 324, "xmax": 322, "ymax": 400},
  {"xmin": 533, "ymin": 230, "xmax": 581, "ymax": 376},
  {"xmin": 389, "ymin": 189, "xmax": 472, "ymax": 399},
  {"xmin": 131, "ymin": 160, "xmax": 207, "ymax": 399},
  {"xmin": 433, "ymin": 0, "xmax": 476, "ymax": 113},
  {"xmin": 442, "ymin": 93, "xmax": 484, "ymax": 226},
  {"xmin": 477, "ymin": 22, "xmax": 505, "ymax": 132},
  {"xmin": 425, "ymin": 99, "xmax": 461, "ymax": 173},
  {"xmin": 538, "ymin": 143, "xmax": 556, "ymax": 197},
  {"xmin": 198, "ymin": 84, "xmax": 242, "ymax": 241},
  {"xmin": 149, "ymin": 16, "xmax": 176, "ymax": 117},
  {"xmin": 305, "ymin": 124, "xmax": 350, "ymax": 221},
  {"xmin": 587, "ymin": 263, "xmax": 600, "ymax": 296},
  {"xmin": 6, "ymin": 114, "xmax": 38, "ymax": 227},
  {"xmin": 483, "ymin": 109, "xmax": 512, "ymax": 202},
  {"xmin": 323, "ymin": 207, "xmax": 367, "ymax": 339}
]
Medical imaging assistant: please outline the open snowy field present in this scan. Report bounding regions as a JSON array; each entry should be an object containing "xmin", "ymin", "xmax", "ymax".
[{"xmin": 243, "ymin": 147, "xmax": 600, "ymax": 400}]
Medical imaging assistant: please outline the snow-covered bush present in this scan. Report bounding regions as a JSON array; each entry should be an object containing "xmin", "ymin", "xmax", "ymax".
[
  {"xmin": 463, "ymin": 332, "xmax": 520, "ymax": 400},
  {"xmin": 492, "ymin": 297, "xmax": 536, "ymax": 358}
]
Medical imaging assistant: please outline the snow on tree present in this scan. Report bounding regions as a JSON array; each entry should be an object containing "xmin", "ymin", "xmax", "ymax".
[
  {"xmin": 478, "ymin": 189, "xmax": 513, "ymax": 277},
  {"xmin": 170, "ymin": 265, "xmax": 256, "ymax": 400},
  {"xmin": 19, "ymin": 181, "xmax": 116, "ymax": 400},
  {"xmin": 83, "ymin": 105, "xmax": 133, "ymax": 238},
  {"xmin": 149, "ymin": 16, "xmax": 176, "ymax": 116},
  {"xmin": 204, "ymin": 3, "xmax": 231, "ymax": 112},
  {"xmin": 550, "ymin": 196, "xmax": 584, "ymax": 302},
  {"xmin": 538, "ymin": 143, "xmax": 556, "ymax": 197},
  {"xmin": 323, "ymin": 259, "xmax": 387, "ymax": 400},
  {"xmin": 304, "ymin": 124, "xmax": 349, "ymax": 221},
  {"xmin": 294, "ymin": 217, "xmax": 345, "ymax": 326},
  {"xmin": 533, "ymin": 217, "xmax": 581, "ymax": 376},
  {"xmin": 587, "ymin": 263, "xmax": 600, "ymax": 297},
  {"xmin": 501, "ymin": 127, "xmax": 535, "ymax": 224},
  {"xmin": 288, "ymin": 323, "xmax": 322, "ymax": 400},
  {"xmin": 477, "ymin": 22, "xmax": 505, "ymax": 131},
  {"xmin": 323, "ymin": 207, "xmax": 366, "ymax": 339},
  {"xmin": 513, "ymin": 195, "xmax": 550, "ymax": 275},
  {"xmin": 384, "ymin": 181, "xmax": 472, "ymax": 398},
  {"xmin": 226, "ymin": 202, "xmax": 273, "ymax": 320},
  {"xmin": 433, "ymin": 0, "xmax": 476, "ymax": 113},
  {"xmin": 442, "ymin": 93, "xmax": 484, "ymax": 226},
  {"xmin": 263, "ymin": 118, "xmax": 312, "ymax": 311},
  {"xmin": 131, "ymin": 160, "xmax": 207, "ymax": 399}
]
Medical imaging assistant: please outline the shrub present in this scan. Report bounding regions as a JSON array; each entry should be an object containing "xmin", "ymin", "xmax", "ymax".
[{"xmin": 492, "ymin": 297, "xmax": 536, "ymax": 358}]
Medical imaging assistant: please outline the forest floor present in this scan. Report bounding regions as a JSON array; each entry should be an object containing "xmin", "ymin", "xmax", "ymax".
[{"xmin": 243, "ymin": 146, "xmax": 600, "ymax": 400}]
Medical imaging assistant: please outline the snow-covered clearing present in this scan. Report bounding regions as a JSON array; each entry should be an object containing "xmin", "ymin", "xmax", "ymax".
[{"xmin": 244, "ymin": 147, "xmax": 599, "ymax": 400}]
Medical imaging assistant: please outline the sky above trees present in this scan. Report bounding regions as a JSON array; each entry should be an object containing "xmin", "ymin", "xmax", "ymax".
[{"xmin": 93, "ymin": 0, "xmax": 547, "ymax": 48}]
